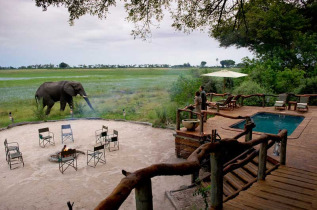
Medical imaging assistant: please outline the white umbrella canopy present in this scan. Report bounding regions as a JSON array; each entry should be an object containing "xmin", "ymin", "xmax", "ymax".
[
  {"xmin": 202, "ymin": 69, "xmax": 248, "ymax": 78},
  {"xmin": 201, "ymin": 69, "xmax": 248, "ymax": 93}
]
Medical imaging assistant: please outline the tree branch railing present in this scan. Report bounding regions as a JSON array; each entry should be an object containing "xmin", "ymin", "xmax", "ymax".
[{"xmin": 95, "ymin": 116, "xmax": 287, "ymax": 210}]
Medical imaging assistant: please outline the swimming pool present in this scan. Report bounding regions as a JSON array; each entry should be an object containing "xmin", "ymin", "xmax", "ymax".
[{"xmin": 230, "ymin": 112, "xmax": 304, "ymax": 136}]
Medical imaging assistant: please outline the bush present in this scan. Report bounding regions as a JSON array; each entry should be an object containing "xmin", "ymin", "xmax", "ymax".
[
  {"xmin": 170, "ymin": 74, "xmax": 201, "ymax": 105},
  {"xmin": 153, "ymin": 103, "xmax": 178, "ymax": 128},
  {"xmin": 33, "ymin": 99, "xmax": 47, "ymax": 121},
  {"xmin": 233, "ymin": 81, "xmax": 272, "ymax": 106},
  {"xmin": 276, "ymin": 68, "xmax": 305, "ymax": 93}
]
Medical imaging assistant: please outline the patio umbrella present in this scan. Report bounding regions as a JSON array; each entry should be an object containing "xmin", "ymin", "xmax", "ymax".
[{"xmin": 201, "ymin": 69, "xmax": 248, "ymax": 93}]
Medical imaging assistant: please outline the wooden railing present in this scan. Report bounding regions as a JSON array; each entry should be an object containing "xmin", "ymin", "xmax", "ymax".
[{"xmin": 95, "ymin": 114, "xmax": 288, "ymax": 210}]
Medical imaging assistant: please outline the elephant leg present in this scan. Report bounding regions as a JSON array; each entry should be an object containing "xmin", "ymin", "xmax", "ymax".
[
  {"xmin": 45, "ymin": 100, "xmax": 55, "ymax": 115},
  {"xmin": 60, "ymin": 100, "xmax": 67, "ymax": 111}
]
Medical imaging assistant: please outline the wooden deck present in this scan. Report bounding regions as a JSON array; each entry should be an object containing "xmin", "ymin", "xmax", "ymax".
[{"xmin": 224, "ymin": 165, "xmax": 317, "ymax": 210}]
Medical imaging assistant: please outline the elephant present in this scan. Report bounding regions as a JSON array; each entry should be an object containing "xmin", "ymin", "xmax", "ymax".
[{"xmin": 35, "ymin": 81, "xmax": 94, "ymax": 115}]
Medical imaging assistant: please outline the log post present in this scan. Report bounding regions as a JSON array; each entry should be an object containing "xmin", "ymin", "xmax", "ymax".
[
  {"xmin": 262, "ymin": 95, "xmax": 265, "ymax": 107},
  {"xmin": 189, "ymin": 111, "xmax": 193, "ymax": 119},
  {"xmin": 241, "ymin": 97, "xmax": 244, "ymax": 106},
  {"xmin": 191, "ymin": 170, "xmax": 199, "ymax": 184},
  {"xmin": 200, "ymin": 113, "xmax": 204, "ymax": 134},
  {"xmin": 258, "ymin": 140, "xmax": 268, "ymax": 180},
  {"xmin": 245, "ymin": 118, "xmax": 253, "ymax": 142},
  {"xmin": 280, "ymin": 131, "xmax": 288, "ymax": 165},
  {"xmin": 176, "ymin": 109, "xmax": 181, "ymax": 130},
  {"xmin": 135, "ymin": 179, "xmax": 153, "ymax": 210},
  {"xmin": 216, "ymin": 104, "xmax": 220, "ymax": 113},
  {"xmin": 210, "ymin": 150, "xmax": 223, "ymax": 209}
]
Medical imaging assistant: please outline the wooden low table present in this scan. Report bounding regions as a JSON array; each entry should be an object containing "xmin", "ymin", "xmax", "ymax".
[{"xmin": 288, "ymin": 101, "xmax": 297, "ymax": 110}]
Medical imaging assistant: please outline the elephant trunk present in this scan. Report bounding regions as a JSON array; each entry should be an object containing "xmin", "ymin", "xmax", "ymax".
[{"xmin": 83, "ymin": 96, "xmax": 95, "ymax": 111}]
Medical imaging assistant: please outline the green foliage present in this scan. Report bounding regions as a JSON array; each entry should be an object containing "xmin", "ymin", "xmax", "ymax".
[
  {"xmin": 234, "ymin": 81, "xmax": 271, "ymax": 106},
  {"xmin": 276, "ymin": 68, "xmax": 305, "ymax": 93},
  {"xmin": 193, "ymin": 182, "xmax": 211, "ymax": 210},
  {"xmin": 170, "ymin": 74, "xmax": 201, "ymax": 105},
  {"xmin": 213, "ymin": 0, "xmax": 317, "ymax": 74},
  {"xmin": 152, "ymin": 103, "xmax": 178, "ymax": 128},
  {"xmin": 33, "ymin": 98, "xmax": 47, "ymax": 121},
  {"xmin": 298, "ymin": 76, "xmax": 317, "ymax": 94},
  {"xmin": 73, "ymin": 100, "xmax": 85, "ymax": 116}
]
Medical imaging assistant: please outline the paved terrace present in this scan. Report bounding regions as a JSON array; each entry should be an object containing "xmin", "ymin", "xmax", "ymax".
[{"xmin": 179, "ymin": 106, "xmax": 317, "ymax": 172}]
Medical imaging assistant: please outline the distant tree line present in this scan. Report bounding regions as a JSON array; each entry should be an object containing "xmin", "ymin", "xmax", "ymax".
[{"xmin": 0, "ymin": 60, "xmax": 244, "ymax": 70}]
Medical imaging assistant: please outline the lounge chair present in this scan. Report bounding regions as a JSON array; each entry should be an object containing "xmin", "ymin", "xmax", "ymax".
[
  {"xmin": 230, "ymin": 94, "xmax": 242, "ymax": 109},
  {"xmin": 38, "ymin": 127, "xmax": 55, "ymax": 148},
  {"xmin": 208, "ymin": 95, "xmax": 234, "ymax": 110},
  {"xmin": 297, "ymin": 96, "xmax": 309, "ymax": 112},
  {"xmin": 274, "ymin": 93, "xmax": 288, "ymax": 110},
  {"xmin": 87, "ymin": 144, "xmax": 106, "ymax": 167}
]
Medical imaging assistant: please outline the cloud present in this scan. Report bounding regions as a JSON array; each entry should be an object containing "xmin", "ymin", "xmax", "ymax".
[{"xmin": 0, "ymin": 0, "xmax": 253, "ymax": 67}]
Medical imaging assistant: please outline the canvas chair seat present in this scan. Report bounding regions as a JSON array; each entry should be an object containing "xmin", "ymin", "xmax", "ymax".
[{"xmin": 296, "ymin": 96, "xmax": 309, "ymax": 112}]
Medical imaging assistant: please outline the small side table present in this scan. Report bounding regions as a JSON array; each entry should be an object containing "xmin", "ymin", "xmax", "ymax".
[{"xmin": 288, "ymin": 101, "xmax": 297, "ymax": 110}]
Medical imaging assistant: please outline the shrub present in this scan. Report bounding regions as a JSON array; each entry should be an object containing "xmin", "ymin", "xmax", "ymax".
[
  {"xmin": 153, "ymin": 103, "xmax": 178, "ymax": 128},
  {"xmin": 233, "ymin": 81, "xmax": 272, "ymax": 106},
  {"xmin": 276, "ymin": 68, "xmax": 305, "ymax": 93},
  {"xmin": 170, "ymin": 74, "xmax": 201, "ymax": 105},
  {"xmin": 33, "ymin": 99, "xmax": 47, "ymax": 121}
]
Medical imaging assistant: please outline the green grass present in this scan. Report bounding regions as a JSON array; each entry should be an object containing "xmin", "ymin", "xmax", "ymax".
[{"xmin": 0, "ymin": 68, "xmax": 193, "ymax": 127}]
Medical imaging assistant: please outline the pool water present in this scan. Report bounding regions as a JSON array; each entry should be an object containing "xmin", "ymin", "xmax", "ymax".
[{"xmin": 231, "ymin": 112, "xmax": 304, "ymax": 136}]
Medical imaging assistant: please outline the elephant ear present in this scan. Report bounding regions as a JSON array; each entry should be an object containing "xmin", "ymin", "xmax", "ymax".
[{"xmin": 63, "ymin": 82, "xmax": 76, "ymax": 96}]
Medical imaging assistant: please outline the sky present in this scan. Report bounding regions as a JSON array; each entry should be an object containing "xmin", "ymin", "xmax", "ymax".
[{"xmin": 0, "ymin": 0, "xmax": 253, "ymax": 67}]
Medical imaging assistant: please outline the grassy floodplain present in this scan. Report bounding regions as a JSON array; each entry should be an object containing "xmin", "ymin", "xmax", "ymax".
[{"xmin": 0, "ymin": 68, "xmax": 192, "ymax": 128}]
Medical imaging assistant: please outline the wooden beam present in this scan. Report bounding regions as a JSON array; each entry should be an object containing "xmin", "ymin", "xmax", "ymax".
[
  {"xmin": 258, "ymin": 140, "xmax": 268, "ymax": 180},
  {"xmin": 135, "ymin": 179, "xmax": 153, "ymax": 210},
  {"xmin": 210, "ymin": 151, "xmax": 223, "ymax": 209}
]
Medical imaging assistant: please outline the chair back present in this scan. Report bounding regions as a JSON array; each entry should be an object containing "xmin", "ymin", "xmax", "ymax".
[
  {"xmin": 62, "ymin": 124, "xmax": 71, "ymax": 129},
  {"xmin": 4, "ymin": 139, "xmax": 7, "ymax": 147},
  {"xmin": 233, "ymin": 94, "xmax": 241, "ymax": 101},
  {"xmin": 102, "ymin": 125, "xmax": 108, "ymax": 131},
  {"xmin": 39, "ymin": 127, "xmax": 49, "ymax": 133},
  {"xmin": 94, "ymin": 144, "xmax": 105, "ymax": 152},
  {"xmin": 299, "ymin": 96, "xmax": 309, "ymax": 103},
  {"xmin": 224, "ymin": 95, "xmax": 234, "ymax": 104},
  {"xmin": 101, "ymin": 131, "xmax": 107, "ymax": 137},
  {"xmin": 278, "ymin": 93, "xmax": 288, "ymax": 102},
  {"xmin": 114, "ymin": 130, "xmax": 118, "ymax": 136}
]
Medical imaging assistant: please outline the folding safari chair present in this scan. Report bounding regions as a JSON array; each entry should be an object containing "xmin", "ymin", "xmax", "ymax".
[
  {"xmin": 87, "ymin": 144, "xmax": 106, "ymax": 167},
  {"xmin": 297, "ymin": 96, "xmax": 309, "ymax": 112},
  {"xmin": 95, "ymin": 125, "xmax": 108, "ymax": 144},
  {"xmin": 61, "ymin": 124, "xmax": 74, "ymax": 144},
  {"xmin": 59, "ymin": 149, "xmax": 77, "ymax": 174},
  {"xmin": 5, "ymin": 141, "xmax": 24, "ymax": 169},
  {"xmin": 4, "ymin": 139, "xmax": 19, "ymax": 162},
  {"xmin": 274, "ymin": 93, "xmax": 288, "ymax": 110},
  {"xmin": 106, "ymin": 130, "xmax": 119, "ymax": 152},
  {"xmin": 38, "ymin": 127, "xmax": 55, "ymax": 148}
]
